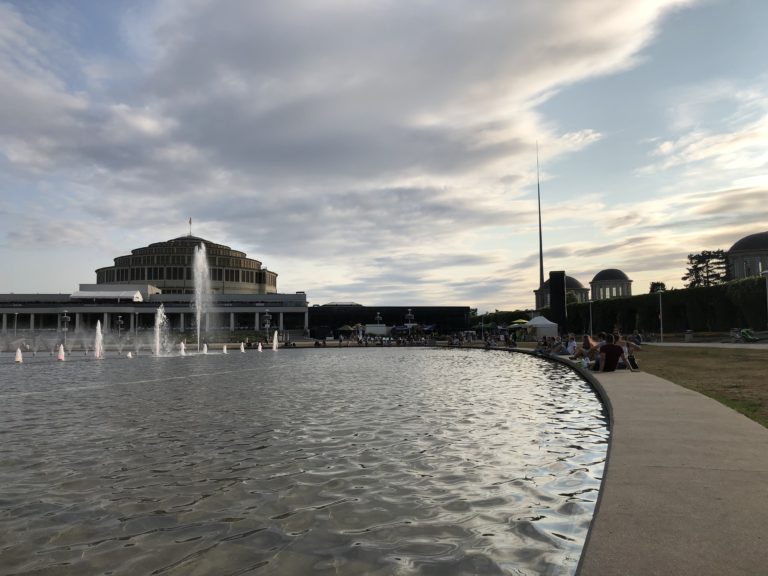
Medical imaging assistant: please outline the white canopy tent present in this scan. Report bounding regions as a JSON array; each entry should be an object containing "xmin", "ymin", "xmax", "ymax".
[{"xmin": 524, "ymin": 315, "xmax": 558, "ymax": 338}]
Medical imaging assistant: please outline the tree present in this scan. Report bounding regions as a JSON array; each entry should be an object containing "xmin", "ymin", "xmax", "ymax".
[
  {"xmin": 649, "ymin": 281, "xmax": 666, "ymax": 293},
  {"xmin": 682, "ymin": 250, "xmax": 729, "ymax": 288}
]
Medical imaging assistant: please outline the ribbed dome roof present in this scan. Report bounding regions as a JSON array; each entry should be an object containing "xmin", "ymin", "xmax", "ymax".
[
  {"xmin": 541, "ymin": 275, "xmax": 585, "ymax": 290},
  {"xmin": 592, "ymin": 268, "xmax": 630, "ymax": 282},
  {"xmin": 729, "ymin": 231, "xmax": 768, "ymax": 252}
]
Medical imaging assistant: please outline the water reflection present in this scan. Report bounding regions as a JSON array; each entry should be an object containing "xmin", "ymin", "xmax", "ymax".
[{"xmin": 0, "ymin": 348, "xmax": 607, "ymax": 575}]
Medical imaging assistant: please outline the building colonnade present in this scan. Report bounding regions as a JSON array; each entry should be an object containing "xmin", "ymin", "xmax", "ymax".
[{"xmin": 0, "ymin": 309, "xmax": 308, "ymax": 335}]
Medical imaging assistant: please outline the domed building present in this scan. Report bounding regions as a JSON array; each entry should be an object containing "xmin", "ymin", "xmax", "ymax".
[
  {"xmin": 95, "ymin": 235, "xmax": 277, "ymax": 295},
  {"xmin": 534, "ymin": 275, "xmax": 589, "ymax": 309},
  {"xmin": 590, "ymin": 268, "xmax": 633, "ymax": 300},
  {"xmin": 727, "ymin": 231, "xmax": 768, "ymax": 279}
]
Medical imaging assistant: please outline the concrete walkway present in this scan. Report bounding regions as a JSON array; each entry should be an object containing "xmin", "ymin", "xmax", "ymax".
[
  {"xmin": 577, "ymin": 369, "xmax": 768, "ymax": 575},
  {"xmin": 647, "ymin": 341, "xmax": 768, "ymax": 350}
]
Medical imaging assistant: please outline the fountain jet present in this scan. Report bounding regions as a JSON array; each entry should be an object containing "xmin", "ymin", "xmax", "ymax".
[
  {"xmin": 94, "ymin": 321, "xmax": 104, "ymax": 359},
  {"xmin": 192, "ymin": 242, "xmax": 211, "ymax": 352},
  {"xmin": 154, "ymin": 305, "xmax": 169, "ymax": 356}
]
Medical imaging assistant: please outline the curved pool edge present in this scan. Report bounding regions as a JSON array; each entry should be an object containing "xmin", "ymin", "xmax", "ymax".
[
  {"xmin": 496, "ymin": 348, "xmax": 613, "ymax": 576},
  {"xmin": 544, "ymin": 356, "xmax": 768, "ymax": 576}
]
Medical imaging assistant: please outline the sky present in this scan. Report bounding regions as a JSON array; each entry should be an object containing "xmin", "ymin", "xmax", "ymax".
[{"xmin": 1, "ymin": 0, "xmax": 767, "ymax": 312}]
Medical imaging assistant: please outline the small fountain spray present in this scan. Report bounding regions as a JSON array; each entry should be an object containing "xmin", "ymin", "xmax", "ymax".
[
  {"xmin": 180, "ymin": 341, "xmax": 186, "ymax": 356},
  {"xmin": 272, "ymin": 330, "xmax": 278, "ymax": 351},
  {"xmin": 240, "ymin": 342, "xmax": 245, "ymax": 353},
  {"xmin": 223, "ymin": 344, "xmax": 228, "ymax": 355},
  {"xmin": 57, "ymin": 344, "xmax": 65, "ymax": 361},
  {"xmin": 15, "ymin": 348, "xmax": 23, "ymax": 363},
  {"xmin": 257, "ymin": 342, "xmax": 263, "ymax": 352}
]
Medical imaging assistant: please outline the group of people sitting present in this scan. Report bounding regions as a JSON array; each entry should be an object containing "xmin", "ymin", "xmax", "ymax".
[{"xmin": 536, "ymin": 331, "xmax": 641, "ymax": 372}]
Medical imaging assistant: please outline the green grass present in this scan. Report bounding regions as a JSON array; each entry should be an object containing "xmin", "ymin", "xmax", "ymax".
[{"xmin": 640, "ymin": 346, "xmax": 768, "ymax": 428}]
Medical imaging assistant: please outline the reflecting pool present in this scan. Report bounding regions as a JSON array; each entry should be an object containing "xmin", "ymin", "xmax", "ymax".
[{"xmin": 0, "ymin": 348, "xmax": 608, "ymax": 575}]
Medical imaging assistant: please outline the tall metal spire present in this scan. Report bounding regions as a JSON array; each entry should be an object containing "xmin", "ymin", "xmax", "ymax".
[{"xmin": 537, "ymin": 143, "xmax": 544, "ymax": 288}]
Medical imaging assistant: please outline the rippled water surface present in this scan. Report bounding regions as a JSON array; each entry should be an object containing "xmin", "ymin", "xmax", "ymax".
[{"xmin": 0, "ymin": 348, "xmax": 608, "ymax": 575}]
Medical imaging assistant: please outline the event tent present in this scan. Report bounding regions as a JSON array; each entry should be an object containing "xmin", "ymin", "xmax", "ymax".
[{"xmin": 524, "ymin": 316, "xmax": 558, "ymax": 338}]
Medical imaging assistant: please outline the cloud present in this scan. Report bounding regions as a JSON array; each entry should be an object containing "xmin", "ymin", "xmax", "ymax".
[
  {"xmin": 0, "ymin": 0, "xmax": 719, "ymax": 310},
  {"xmin": 641, "ymin": 79, "xmax": 768, "ymax": 177}
]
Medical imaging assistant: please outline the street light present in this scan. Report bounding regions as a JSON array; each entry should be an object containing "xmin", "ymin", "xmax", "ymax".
[
  {"xmin": 117, "ymin": 315, "xmax": 123, "ymax": 340},
  {"xmin": 656, "ymin": 288, "xmax": 665, "ymax": 343},
  {"xmin": 762, "ymin": 270, "xmax": 768, "ymax": 330},
  {"xmin": 405, "ymin": 308, "xmax": 414, "ymax": 337},
  {"xmin": 588, "ymin": 299, "xmax": 593, "ymax": 336}
]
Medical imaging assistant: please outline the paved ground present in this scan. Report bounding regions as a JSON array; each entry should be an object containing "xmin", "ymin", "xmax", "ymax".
[
  {"xmin": 576, "ymin": 368, "xmax": 768, "ymax": 576},
  {"xmin": 647, "ymin": 341, "xmax": 768, "ymax": 350}
]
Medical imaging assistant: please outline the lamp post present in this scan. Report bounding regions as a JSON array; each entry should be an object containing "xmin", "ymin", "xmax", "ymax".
[
  {"xmin": 374, "ymin": 312, "xmax": 382, "ymax": 324},
  {"xmin": 656, "ymin": 288, "xmax": 664, "ymax": 343},
  {"xmin": 588, "ymin": 299, "xmax": 593, "ymax": 336},
  {"xmin": 405, "ymin": 308, "xmax": 414, "ymax": 337},
  {"xmin": 62, "ymin": 310, "xmax": 70, "ymax": 350},
  {"xmin": 117, "ymin": 315, "xmax": 123, "ymax": 340},
  {"xmin": 762, "ymin": 270, "xmax": 768, "ymax": 330},
  {"xmin": 263, "ymin": 309, "xmax": 271, "ymax": 332}
]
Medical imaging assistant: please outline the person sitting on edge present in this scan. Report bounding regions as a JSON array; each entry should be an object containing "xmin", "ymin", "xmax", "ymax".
[
  {"xmin": 616, "ymin": 332, "xmax": 641, "ymax": 369},
  {"xmin": 565, "ymin": 333, "xmax": 577, "ymax": 356},
  {"xmin": 571, "ymin": 334, "xmax": 596, "ymax": 360},
  {"xmin": 550, "ymin": 336, "xmax": 569, "ymax": 355},
  {"xmin": 599, "ymin": 333, "xmax": 636, "ymax": 373},
  {"xmin": 534, "ymin": 336, "xmax": 551, "ymax": 354}
]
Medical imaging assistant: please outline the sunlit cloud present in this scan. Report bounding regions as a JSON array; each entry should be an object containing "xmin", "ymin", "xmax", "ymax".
[{"xmin": 3, "ymin": 0, "xmax": 767, "ymax": 311}]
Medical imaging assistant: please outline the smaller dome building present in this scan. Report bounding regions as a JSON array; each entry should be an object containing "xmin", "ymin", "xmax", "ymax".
[
  {"xmin": 590, "ymin": 269, "xmax": 632, "ymax": 300},
  {"xmin": 534, "ymin": 275, "xmax": 589, "ymax": 309},
  {"xmin": 727, "ymin": 231, "xmax": 768, "ymax": 279}
]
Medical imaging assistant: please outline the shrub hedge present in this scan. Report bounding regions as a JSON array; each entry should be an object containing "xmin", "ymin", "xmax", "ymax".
[{"xmin": 544, "ymin": 277, "xmax": 767, "ymax": 335}]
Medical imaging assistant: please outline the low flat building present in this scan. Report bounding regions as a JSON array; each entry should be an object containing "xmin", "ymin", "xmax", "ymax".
[{"xmin": 307, "ymin": 303, "xmax": 471, "ymax": 338}]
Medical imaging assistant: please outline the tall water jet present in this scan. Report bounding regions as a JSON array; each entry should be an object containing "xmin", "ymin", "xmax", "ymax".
[
  {"xmin": 94, "ymin": 321, "xmax": 104, "ymax": 359},
  {"xmin": 154, "ymin": 305, "xmax": 170, "ymax": 356},
  {"xmin": 272, "ymin": 330, "xmax": 278, "ymax": 351},
  {"xmin": 191, "ymin": 242, "xmax": 211, "ymax": 352}
]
